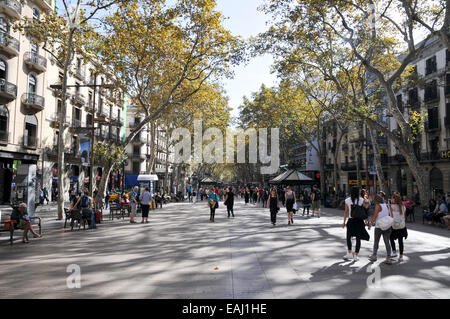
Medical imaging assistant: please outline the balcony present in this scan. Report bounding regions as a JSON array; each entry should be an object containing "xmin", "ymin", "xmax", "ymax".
[
  {"xmin": 0, "ymin": 130, "xmax": 8, "ymax": 144},
  {"xmin": 74, "ymin": 68, "xmax": 85, "ymax": 81},
  {"xmin": 96, "ymin": 108, "xmax": 108, "ymax": 119},
  {"xmin": 22, "ymin": 135, "xmax": 37, "ymax": 149},
  {"xmin": 132, "ymin": 153, "xmax": 146, "ymax": 161},
  {"xmin": 108, "ymin": 132, "xmax": 118, "ymax": 142},
  {"xmin": 71, "ymin": 93, "xmax": 85, "ymax": 107},
  {"xmin": 71, "ymin": 118, "xmax": 82, "ymax": 129},
  {"xmin": 48, "ymin": 113, "xmax": 69, "ymax": 128},
  {"xmin": 45, "ymin": 145, "xmax": 58, "ymax": 157},
  {"xmin": 85, "ymin": 101, "xmax": 94, "ymax": 113},
  {"xmin": 21, "ymin": 93, "xmax": 45, "ymax": 111},
  {"xmin": 0, "ymin": 0, "xmax": 22, "ymax": 20},
  {"xmin": 132, "ymin": 133, "xmax": 146, "ymax": 144},
  {"xmin": 0, "ymin": 32, "xmax": 19, "ymax": 57},
  {"xmin": 0, "ymin": 80, "xmax": 16, "ymax": 102},
  {"xmin": 24, "ymin": 52, "xmax": 47, "ymax": 73},
  {"xmin": 341, "ymin": 162, "xmax": 357, "ymax": 171},
  {"xmin": 110, "ymin": 117, "xmax": 123, "ymax": 127},
  {"xmin": 32, "ymin": 0, "xmax": 53, "ymax": 12}
]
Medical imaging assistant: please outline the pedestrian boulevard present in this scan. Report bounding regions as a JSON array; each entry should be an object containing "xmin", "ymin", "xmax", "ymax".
[{"xmin": 0, "ymin": 200, "xmax": 449, "ymax": 299}]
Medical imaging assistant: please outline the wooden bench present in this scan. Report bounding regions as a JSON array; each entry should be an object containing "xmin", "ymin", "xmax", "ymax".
[
  {"xmin": 109, "ymin": 201, "xmax": 124, "ymax": 220},
  {"xmin": 0, "ymin": 216, "xmax": 41, "ymax": 245},
  {"xmin": 64, "ymin": 208, "xmax": 89, "ymax": 231}
]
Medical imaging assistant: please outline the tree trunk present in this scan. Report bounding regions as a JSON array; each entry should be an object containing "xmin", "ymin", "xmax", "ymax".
[
  {"xmin": 57, "ymin": 29, "xmax": 75, "ymax": 220},
  {"xmin": 94, "ymin": 162, "xmax": 114, "ymax": 210},
  {"xmin": 356, "ymin": 143, "xmax": 362, "ymax": 188},
  {"xmin": 368, "ymin": 127, "xmax": 388, "ymax": 195}
]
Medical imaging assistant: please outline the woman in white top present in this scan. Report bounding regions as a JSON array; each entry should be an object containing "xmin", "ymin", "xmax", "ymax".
[
  {"xmin": 368, "ymin": 195, "xmax": 393, "ymax": 264},
  {"xmin": 389, "ymin": 193, "xmax": 408, "ymax": 262},
  {"xmin": 342, "ymin": 187, "xmax": 370, "ymax": 261}
]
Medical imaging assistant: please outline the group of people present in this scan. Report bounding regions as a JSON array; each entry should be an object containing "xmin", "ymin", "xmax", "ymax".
[
  {"xmin": 206, "ymin": 187, "xmax": 235, "ymax": 222},
  {"xmin": 242, "ymin": 185, "xmax": 322, "ymax": 226},
  {"xmin": 424, "ymin": 197, "xmax": 450, "ymax": 229},
  {"xmin": 343, "ymin": 188, "xmax": 409, "ymax": 264}
]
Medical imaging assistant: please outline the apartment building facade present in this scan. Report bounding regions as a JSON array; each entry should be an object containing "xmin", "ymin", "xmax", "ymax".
[
  {"xmin": 318, "ymin": 37, "xmax": 450, "ymax": 199},
  {"xmin": 125, "ymin": 108, "xmax": 174, "ymax": 193},
  {"xmin": 0, "ymin": 0, "xmax": 126, "ymax": 208}
]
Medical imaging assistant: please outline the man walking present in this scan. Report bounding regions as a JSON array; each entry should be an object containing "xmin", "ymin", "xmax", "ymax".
[{"xmin": 311, "ymin": 185, "xmax": 321, "ymax": 218}]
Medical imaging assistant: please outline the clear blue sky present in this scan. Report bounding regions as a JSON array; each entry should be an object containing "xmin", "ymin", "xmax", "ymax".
[{"xmin": 215, "ymin": 0, "xmax": 278, "ymax": 120}]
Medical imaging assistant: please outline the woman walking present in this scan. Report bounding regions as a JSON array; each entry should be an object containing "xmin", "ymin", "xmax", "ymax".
[
  {"xmin": 285, "ymin": 186, "xmax": 296, "ymax": 225},
  {"xmin": 342, "ymin": 187, "xmax": 370, "ymax": 261},
  {"xmin": 139, "ymin": 187, "xmax": 151, "ymax": 224},
  {"xmin": 225, "ymin": 187, "xmax": 235, "ymax": 218},
  {"xmin": 390, "ymin": 193, "xmax": 408, "ymax": 262},
  {"xmin": 208, "ymin": 187, "xmax": 219, "ymax": 222},
  {"xmin": 368, "ymin": 195, "xmax": 394, "ymax": 264},
  {"xmin": 129, "ymin": 186, "xmax": 139, "ymax": 223},
  {"xmin": 244, "ymin": 187, "xmax": 250, "ymax": 205},
  {"xmin": 267, "ymin": 188, "xmax": 280, "ymax": 226}
]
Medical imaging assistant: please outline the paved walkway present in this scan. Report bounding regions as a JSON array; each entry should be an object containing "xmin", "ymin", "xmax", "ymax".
[{"xmin": 0, "ymin": 200, "xmax": 449, "ymax": 298}]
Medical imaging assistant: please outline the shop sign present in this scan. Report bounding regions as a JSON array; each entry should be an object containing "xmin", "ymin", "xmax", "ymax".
[{"xmin": 440, "ymin": 150, "xmax": 450, "ymax": 159}]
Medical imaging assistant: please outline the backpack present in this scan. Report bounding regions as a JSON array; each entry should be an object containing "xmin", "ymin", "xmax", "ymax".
[
  {"xmin": 81, "ymin": 195, "xmax": 90, "ymax": 208},
  {"xmin": 350, "ymin": 200, "xmax": 368, "ymax": 220}
]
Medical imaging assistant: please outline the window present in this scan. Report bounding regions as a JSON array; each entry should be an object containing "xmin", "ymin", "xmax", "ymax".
[
  {"xmin": 31, "ymin": 42, "xmax": 39, "ymax": 55},
  {"xmin": 0, "ymin": 17, "xmax": 9, "ymax": 34},
  {"xmin": 57, "ymin": 99, "xmax": 62, "ymax": 114},
  {"xmin": 24, "ymin": 115, "xmax": 38, "ymax": 148},
  {"xmin": 133, "ymin": 145, "xmax": 140, "ymax": 155},
  {"xmin": 0, "ymin": 59, "xmax": 6, "ymax": 81},
  {"xmin": 72, "ymin": 136, "xmax": 78, "ymax": 154},
  {"xmin": 55, "ymin": 131, "xmax": 59, "ymax": 147},
  {"xmin": 0, "ymin": 104, "xmax": 8, "ymax": 141},
  {"xmin": 425, "ymin": 56, "xmax": 437, "ymax": 75},
  {"xmin": 32, "ymin": 8, "xmax": 40, "ymax": 20},
  {"xmin": 28, "ymin": 74, "xmax": 37, "ymax": 94},
  {"xmin": 74, "ymin": 107, "xmax": 81, "ymax": 121},
  {"xmin": 132, "ymin": 162, "xmax": 140, "ymax": 174},
  {"xmin": 428, "ymin": 107, "xmax": 439, "ymax": 130},
  {"xmin": 425, "ymin": 80, "xmax": 438, "ymax": 102},
  {"xmin": 86, "ymin": 114, "xmax": 93, "ymax": 127},
  {"xmin": 88, "ymin": 92, "xmax": 92, "ymax": 107}
]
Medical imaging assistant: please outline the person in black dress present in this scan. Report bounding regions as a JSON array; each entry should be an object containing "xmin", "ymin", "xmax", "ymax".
[
  {"xmin": 225, "ymin": 187, "xmax": 235, "ymax": 218},
  {"xmin": 342, "ymin": 187, "xmax": 370, "ymax": 261},
  {"xmin": 244, "ymin": 187, "xmax": 250, "ymax": 205},
  {"xmin": 267, "ymin": 188, "xmax": 280, "ymax": 226}
]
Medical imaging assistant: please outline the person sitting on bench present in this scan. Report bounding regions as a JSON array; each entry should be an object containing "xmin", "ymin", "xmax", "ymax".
[
  {"xmin": 73, "ymin": 189, "xmax": 96, "ymax": 229},
  {"xmin": 11, "ymin": 203, "xmax": 41, "ymax": 244}
]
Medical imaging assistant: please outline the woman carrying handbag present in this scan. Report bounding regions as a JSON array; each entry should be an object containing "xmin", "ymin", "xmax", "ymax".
[
  {"xmin": 389, "ymin": 193, "xmax": 408, "ymax": 262},
  {"xmin": 208, "ymin": 187, "xmax": 219, "ymax": 222},
  {"xmin": 368, "ymin": 195, "xmax": 394, "ymax": 264},
  {"xmin": 342, "ymin": 187, "xmax": 370, "ymax": 261}
]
